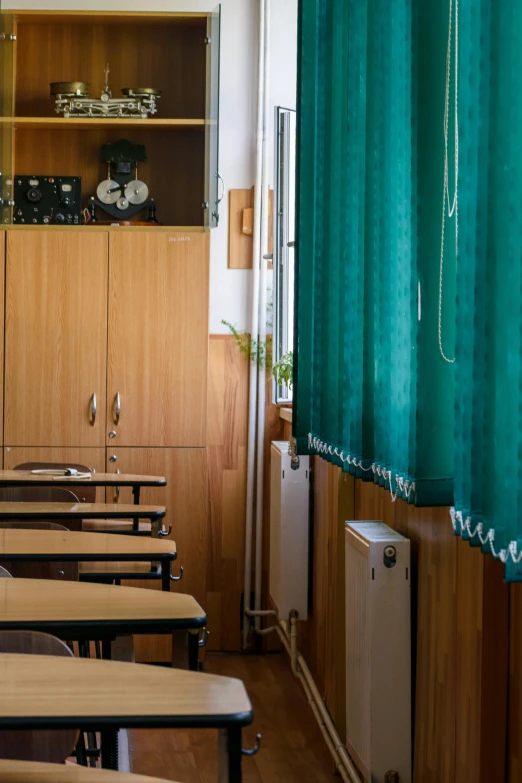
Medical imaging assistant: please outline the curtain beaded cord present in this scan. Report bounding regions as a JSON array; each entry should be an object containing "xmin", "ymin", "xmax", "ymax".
[
  {"xmin": 453, "ymin": 0, "xmax": 522, "ymax": 580},
  {"xmin": 295, "ymin": 0, "xmax": 455, "ymax": 506}
]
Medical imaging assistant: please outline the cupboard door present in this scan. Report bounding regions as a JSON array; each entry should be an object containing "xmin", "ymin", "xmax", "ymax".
[
  {"xmin": 107, "ymin": 232, "xmax": 209, "ymax": 447},
  {"xmin": 4, "ymin": 446, "xmax": 106, "ymax": 502},
  {"xmin": 4, "ymin": 231, "xmax": 108, "ymax": 447},
  {"xmin": 107, "ymin": 447, "xmax": 209, "ymax": 663}
]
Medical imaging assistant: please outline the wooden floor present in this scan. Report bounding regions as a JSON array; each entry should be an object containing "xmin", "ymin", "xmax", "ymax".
[{"xmin": 129, "ymin": 653, "xmax": 338, "ymax": 782}]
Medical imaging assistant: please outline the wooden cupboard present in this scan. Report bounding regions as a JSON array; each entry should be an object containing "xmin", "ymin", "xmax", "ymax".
[
  {"xmin": 4, "ymin": 229, "xmax": 209, "ymax": 450},
  {"xmin": 0, "ymin": 9, "xmax": 221, "ymax": 228},
  {"xmin": 107, "ymin": 231, "xmax": 209, "ymax": 447},
  {"xmin": 4, "ymin": 231, "xmax": 108, "ymax": 447}
]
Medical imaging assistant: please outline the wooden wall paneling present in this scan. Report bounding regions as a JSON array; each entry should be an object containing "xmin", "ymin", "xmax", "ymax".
[
  {"xmin": 14, "ymin": 127, "xmax": 205, "ymax": 227},
  {"xmin": 4, "ymin": 231, "xmax": 108, "ymax": 447},
  {"xmin": 356, "ymin": 484, "xmax": 457, "ymax": 782},
  {"xmin": 106, "ymin": 447, "xmax": 209, "ymax": 663},
  {"xmin": 108, "ymin": 231, "xmax": 209, "ymax": 448},
  {"xmin": 4, "ymin": 447, "xmax": 106, "ymax": 503},
  {"xmin": 207, "ymin": 337, "xmax": 249, "ymax": 651},
  {"xmin": 14, "ymin": 20, "xmax": 207, "ymax": 119},
  {"xmin": 454, "ymin": 546, "xmax": 508, "ymax": 783},
  {"xmin": 508, "ymin": 584, "xmax": 522, "ymax": 783}
]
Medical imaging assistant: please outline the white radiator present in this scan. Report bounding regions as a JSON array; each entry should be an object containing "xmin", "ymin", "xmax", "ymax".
[
  {"xmin": 269, "ymin": 441, "xmax": 310, "ymax": 621},
  {"xmin": 345, "ymin": 521, "xmax": 411, "ymax": 783}
]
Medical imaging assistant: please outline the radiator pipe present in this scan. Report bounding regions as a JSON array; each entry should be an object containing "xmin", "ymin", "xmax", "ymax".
[
  {"xmin": 246, "ymin": 610, "xmax": 362, "ymax": 783},
  {"xmin": 243, "ymin": 0, "xmax": 266, "ymax": 651}
]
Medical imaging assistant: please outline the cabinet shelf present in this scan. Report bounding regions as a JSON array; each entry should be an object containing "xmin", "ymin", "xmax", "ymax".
[{"xmin": 11, "ymin": 117, "xmax": 207, "ymax": 131}]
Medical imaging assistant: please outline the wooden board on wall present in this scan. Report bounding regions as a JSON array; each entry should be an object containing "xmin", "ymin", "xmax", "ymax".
[{"xmin": 228, "ymin": 188, "xmax": 274, "ymax": 270}]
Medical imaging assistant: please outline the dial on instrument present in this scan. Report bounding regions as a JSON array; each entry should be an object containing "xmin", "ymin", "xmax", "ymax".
[{"xmin": 96, "ymin": 179, "xmax": 121, "ymax": 205}]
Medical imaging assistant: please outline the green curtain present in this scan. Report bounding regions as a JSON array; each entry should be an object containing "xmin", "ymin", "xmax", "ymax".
[
  {"xmin": 294, "ymin": 0, "xmax": 455, "ymax": 505},
  {"xmin": 452, "ymin": 0, "xmax": 522, "ymax": 579}
]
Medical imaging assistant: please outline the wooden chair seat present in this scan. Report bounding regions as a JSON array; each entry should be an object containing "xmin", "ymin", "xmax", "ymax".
[{"xmin": 0, "ymin": 760, "xmax": 181, "ymax": 783}]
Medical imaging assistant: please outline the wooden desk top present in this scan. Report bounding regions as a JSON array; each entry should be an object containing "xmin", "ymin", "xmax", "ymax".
[
  {"xmin": 0, "ymin": 760, "xmax": 180, "ymax": 783},
  {"xmin": 0, "ymin": 471, "xmax": 167, "ymax": 488},
  {"xmin": 0, "ymin": 654, "xmax": 252, "ymax": 728},
  {"xmin": 0, "ymin": 529, "xmax": 176, "ymax": 561},
  {"xmin": 0, "ymin": 579, "xmax": 205, "ymax": 630},
  {"xmin": 0, "ymin": 502, "xmax": 166, "ymax": 519}
]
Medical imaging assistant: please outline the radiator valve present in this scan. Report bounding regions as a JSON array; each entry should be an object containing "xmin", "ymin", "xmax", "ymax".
[{"xmin": 288, "ymin": 436, "xmax": 300, "ymax": 470}]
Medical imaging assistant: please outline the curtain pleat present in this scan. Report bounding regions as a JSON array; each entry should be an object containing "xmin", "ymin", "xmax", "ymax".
[{"xmin": 453, "ymin": 0, "xmax": 522, "ymax": 579}]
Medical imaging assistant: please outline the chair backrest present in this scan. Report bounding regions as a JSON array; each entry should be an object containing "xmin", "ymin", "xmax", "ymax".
[
  {"xmin": 0, "ymin": 522, "xmax": 78, "ymax": 581},
  {"xmin": 0, "ymin": 565, "xmax": 12, "ymax": 577},
  {"xmin": 0, "ymin": 486, "xmax": 82, "ymax": 532},
  {"xmin": 0, "ymin": 630, "xmax": 79, "ymax": 763},
  {"xmin": 15, "ymin": 462, "xmax": 97, "ymax": 503}
]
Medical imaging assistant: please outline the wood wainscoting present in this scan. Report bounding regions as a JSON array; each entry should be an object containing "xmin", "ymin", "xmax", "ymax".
[
  {"xmin": 206, "ymin": 335, "xmax": 284, "ymax": 651},
  {"xmin": 301, "ymin": 460, "xmax": 514, "ymax": 783}
]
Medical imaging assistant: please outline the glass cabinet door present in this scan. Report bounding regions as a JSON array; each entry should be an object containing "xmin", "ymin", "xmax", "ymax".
[
  {"xmin": 204, "ymin": 4, "xmax": 221, "ymax": 229},
  {"xmin": 0, "ymin": 8, "xmax": 14, "ymax": 226}
]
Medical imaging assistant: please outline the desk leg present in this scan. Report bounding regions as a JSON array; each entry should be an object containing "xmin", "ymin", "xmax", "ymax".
[
  {"xmin": 218, "ymin": 727, "xmax": 242, "ymax": 783},
  {"xmin": 188, "ymin": 630, "xmax": 199, "ymax": 671},
  {"xmin": 161, "ymin": 563, "xmax": 171, "ymax": 592},
  {"xmin": 101, "ymin": 729, "xmax": 119, "ymax": 770},
  {"xmin": 132, "ymin": 487, "xmax": 141, "ymax": 532}
]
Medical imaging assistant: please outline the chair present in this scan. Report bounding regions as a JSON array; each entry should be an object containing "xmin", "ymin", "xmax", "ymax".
[
  {"xmin": 0, "ymin": 521, "xmax": 78, "ymax": 581},
  {"xmin": 14, "ymin": 462, "xmax": 150, "ymax": 534},
  {"xmin": 0, "ymin": 630, "xmax": 79, "ymax": 763},
  {"xmin": 0, "ymin": 565, "xmax": 12, "ymax": 577},
  {"xmin": 0, "ymin": 485, "xmax": 83, "ymax": 531}
]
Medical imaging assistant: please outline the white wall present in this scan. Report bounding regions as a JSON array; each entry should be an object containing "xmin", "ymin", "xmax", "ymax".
[{"xmin": 5, "ymin": 0, "xmax": 297, "ymax": 333}]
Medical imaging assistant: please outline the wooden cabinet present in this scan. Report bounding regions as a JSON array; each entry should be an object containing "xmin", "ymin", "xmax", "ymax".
[
  {"xmin": 4, "ymin": 231, "xmax": 108, "ymax": 447},
  {"xmin": 106, "ymin": 447, "xmax": 209, "ymax": 662},
  {"xmin": 107, "ymin": 232, "xmax": 209, "ymax": 448},
  {"xmin": 1, "ymin": 9, "xmax": 221, "ymax": 228}
]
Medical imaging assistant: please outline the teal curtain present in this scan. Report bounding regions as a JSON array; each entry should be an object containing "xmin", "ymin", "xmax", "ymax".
[
  {"xmin": 453, "ymin": 0, "xmax": 522, "ymax": 579},
  {"xmin": 294, "ymin": 0, "xmax": 455, "ymax": 505}
]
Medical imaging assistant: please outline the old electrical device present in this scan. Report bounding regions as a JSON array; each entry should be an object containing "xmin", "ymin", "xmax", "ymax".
[
  {"xmin": 13, "ymin": 176, "xmax": 82, "ymax": 225},
  {"xmin": 90, "ymin": 138, "xmax": 158, "ymax": 223}
]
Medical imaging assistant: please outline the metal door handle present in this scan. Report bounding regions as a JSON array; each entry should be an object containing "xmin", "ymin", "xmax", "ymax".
[
  {"xmin": 114, "ymin": 392, "xmax": 121, "ymax": 425},
  {"xmin": 90, "ymin": 393, "xmax": 97, "ymax": 426}
]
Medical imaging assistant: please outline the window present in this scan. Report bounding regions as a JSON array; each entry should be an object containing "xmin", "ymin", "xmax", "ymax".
[{"xmin": 273, "ymin": 106, "xmax": 296, "ymax": 404}]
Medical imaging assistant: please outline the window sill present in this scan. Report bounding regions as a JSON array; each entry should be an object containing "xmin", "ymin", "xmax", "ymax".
[{"xmin": 279, "ymin": 407, "xmax": 293, "ymax": 423}]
